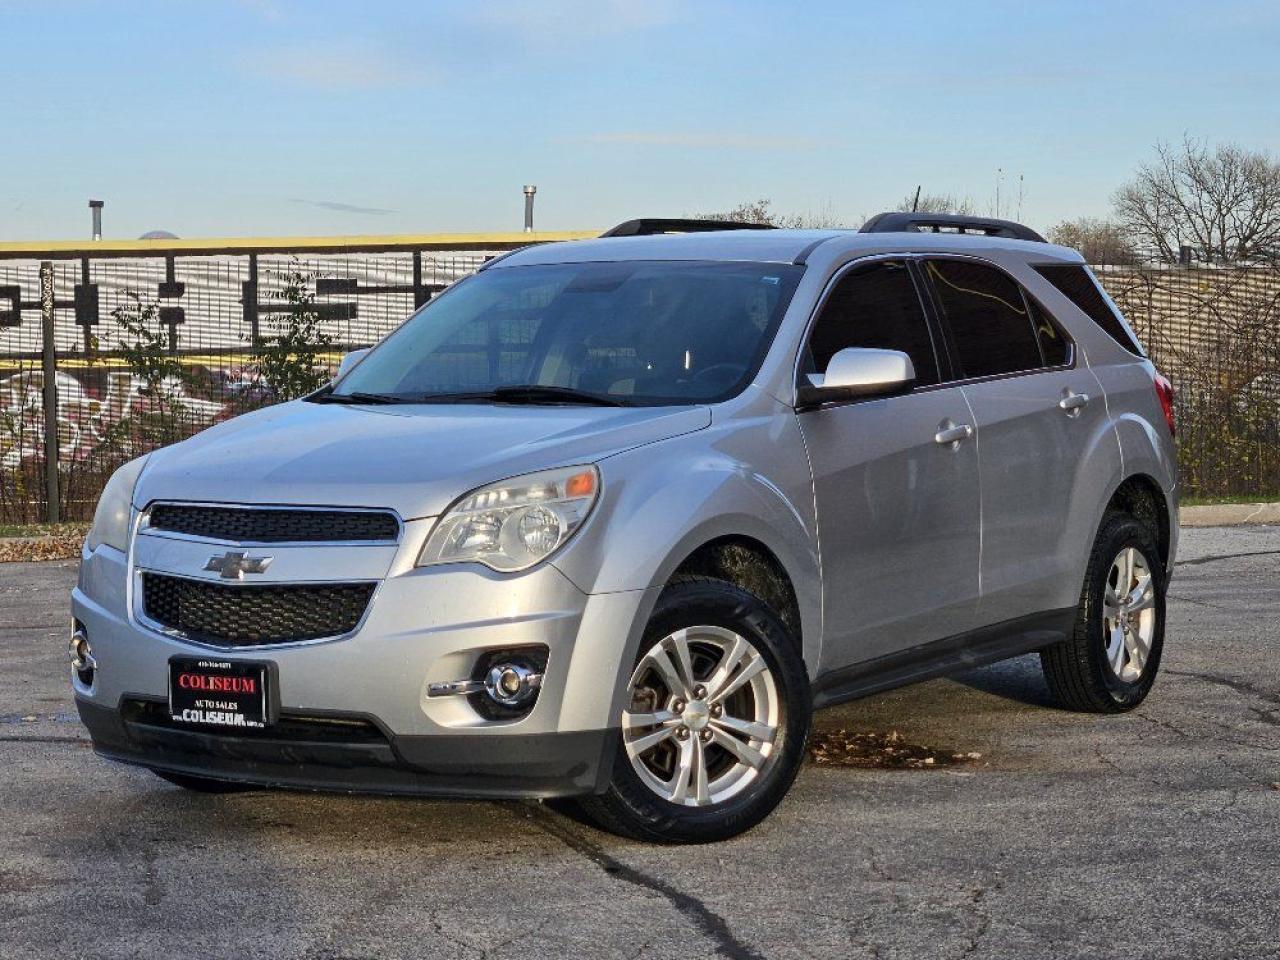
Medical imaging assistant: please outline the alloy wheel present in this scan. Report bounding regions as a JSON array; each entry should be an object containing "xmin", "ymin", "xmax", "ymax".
[
  {"xmin": 623, "ymin": 626, "xmax": 780, "ymax": 807},
  {"xmin": 1102, "ymin": 546, "xmax": 1157, "ymax": 683}
]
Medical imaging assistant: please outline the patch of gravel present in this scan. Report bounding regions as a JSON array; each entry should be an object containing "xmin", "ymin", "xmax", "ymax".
[
  {"xmin": 0, "ymin": 535, "xmax": 85, "ymax": 563},
  {"xmin": 808, "ymin": 728, "xmax": 984, "ymax": 769}
]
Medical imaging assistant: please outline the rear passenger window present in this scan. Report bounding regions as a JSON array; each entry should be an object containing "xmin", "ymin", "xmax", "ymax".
[
  {"xmin": 805, "ymin": 260, "xmax": 939, "ymax": 386},
  {"xmin": 1033, "ymin": 263, "xmax": 1144, "ymax": 356},
  {"xmin": 1028, "ymin": 297, "xmax": 1070, "ymax": 366},
  {"xmin": 924, "ymin": 259, "xmax": 1042, "ymax": 378}
]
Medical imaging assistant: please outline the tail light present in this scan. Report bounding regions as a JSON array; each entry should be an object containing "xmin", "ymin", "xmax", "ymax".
[{"xmin": 1153, "ymin": 372, "xmax": 1176, "ymax": 438}]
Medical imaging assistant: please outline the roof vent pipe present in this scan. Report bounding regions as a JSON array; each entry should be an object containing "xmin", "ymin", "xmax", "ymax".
[
  {"xmin": 89, "ymin": 200, "xmax": 104, "ymax": 241},
  {"xmin": 523, "ymin": 185, "xmax": 536, "ymax": 233}
]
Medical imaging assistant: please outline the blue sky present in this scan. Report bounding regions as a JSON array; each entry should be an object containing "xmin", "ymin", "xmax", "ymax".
[{"xmin": 1, "ymin": 0, "xmax": 1277, "ymax": 240}]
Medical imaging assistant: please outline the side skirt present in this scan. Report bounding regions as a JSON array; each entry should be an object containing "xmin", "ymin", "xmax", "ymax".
[{"xmin": 811, "ymin": 607, "xmax": 1075, "ymax": 710}]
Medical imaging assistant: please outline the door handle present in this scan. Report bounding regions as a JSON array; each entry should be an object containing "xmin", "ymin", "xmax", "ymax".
[
  {"xmin": 1059, "ymin": 391, "xmax": 1090, "ymax": 415},
  {"xmin": 935, "ymin": 422, "xmax": 974, "ymax": 446}
]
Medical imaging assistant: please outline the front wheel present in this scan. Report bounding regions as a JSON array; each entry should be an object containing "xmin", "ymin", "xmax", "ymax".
[
  {"xmin": 574, "ymin": 576, "xmax": 811, "ymax": 843},
  {"xmin": 1041, "ymin": 511, "xmax": 1166, "ymax": 712}
]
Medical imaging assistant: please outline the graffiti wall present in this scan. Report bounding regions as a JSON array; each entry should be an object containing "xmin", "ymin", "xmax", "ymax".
[{"xmin": 0, "ymin": 240, "xmax": 526, "ymax": 521}]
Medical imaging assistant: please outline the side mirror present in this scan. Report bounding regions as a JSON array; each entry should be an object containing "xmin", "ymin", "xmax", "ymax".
[
  {"xmin": 797, "ymin": 347, "xmax": 915, "ymax": 408},
  {"xmin": 334, "ymin": 348, "xmax": 370, "ymax": 381}
]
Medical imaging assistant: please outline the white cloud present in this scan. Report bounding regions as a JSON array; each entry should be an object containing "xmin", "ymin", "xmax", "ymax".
[
  {"xmin": 243, "ymin": 42, "xmax": 430, "ymax": 90},
  {"xmin": 290, "ymin": 198, "xmax": 396, "ymax": 216},
  {"xmin": 237, "ymin": 0, "xmax": 286, "ymax": 23},
  {"xmin": 476, "ymin": 0, "xmax": 681, "ymax": 40}
]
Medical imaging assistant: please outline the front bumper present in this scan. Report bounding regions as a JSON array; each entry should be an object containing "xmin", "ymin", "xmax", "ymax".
[
  {"xmin": 77, "ymin": 698, "xmax": 613, "ymax": 798},
  {"xmin": 72, "ymin": 528, "xmax": 652, "ymax": 798}
]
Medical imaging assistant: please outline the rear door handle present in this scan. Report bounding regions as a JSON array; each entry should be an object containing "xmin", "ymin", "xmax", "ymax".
[
  {"xmin": 1059, "ymin": 391, "xmax": 1090, "ymax": 415},
  {"xmin": 935, "ymin": 422, "xmax": 974, "ymax": 446}
]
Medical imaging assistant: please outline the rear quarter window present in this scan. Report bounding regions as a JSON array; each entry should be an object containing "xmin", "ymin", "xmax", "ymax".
[
  {"xmin": 1028, "ymin": 297, "xmax": 1071, "ymax": 367},
  {"xmin": 1033, "ymin": 264, "xmax": 1144, "ymax": 356}
]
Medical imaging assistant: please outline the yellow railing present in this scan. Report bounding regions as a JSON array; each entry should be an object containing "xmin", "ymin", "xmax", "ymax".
[{"xmin": 0, "ymin": 231, "xmax": 599, "ymax": 260}]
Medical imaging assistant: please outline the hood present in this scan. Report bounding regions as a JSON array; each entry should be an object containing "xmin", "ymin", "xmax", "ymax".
[{"xmin": 134, "ymin": 400, "xmax": 710, "ymax": 519}]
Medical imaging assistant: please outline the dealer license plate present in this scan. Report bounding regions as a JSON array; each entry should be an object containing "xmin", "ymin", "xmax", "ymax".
[{"xmin": 168, "ymin": 657, "xmax": 270, "ymax": 729}]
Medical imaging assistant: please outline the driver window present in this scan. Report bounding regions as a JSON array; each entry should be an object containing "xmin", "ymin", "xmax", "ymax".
[{"xmin": 805, "ymin": 260, "xmax": 940, "ymax": 386}]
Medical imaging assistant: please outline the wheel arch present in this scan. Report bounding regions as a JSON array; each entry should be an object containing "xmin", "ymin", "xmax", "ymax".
[
  {"xmin": 1104, "ymin": 473, "xmax": 1174, "ymax": 577},
  {"xmin": 668, "ymin": 534, "xmax": 804, "ymax": 655},
  {"xmin": 557, "ymin": 515, "xmax": 820, "ymax": 742},
  {"xmin": 551, "ymin": 420, "xmax": 822, "ymax": 679},
  {"xmin": 645, "ymin": 516, "xmax": 821, "ymax": 677}
]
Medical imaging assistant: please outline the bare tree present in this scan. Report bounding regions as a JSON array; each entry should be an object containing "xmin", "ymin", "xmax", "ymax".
[
  {"xmin": 895, "ymin": 192, "xmax": 976, "ymax": 216},
  {"xmin": 695, "ymin": 199, "xmax": 845, "ymax": 228},
  {"xmin": 1048, "ymin": 217, "xmax": 1138, "ymax": 264},
  {"xmin": 1113, "ymin": 139, "xmax": 1280, "ymax": 263},
  {"xmin": 697, "ymin": 198, "xmax": 777, "ymax": 224}
]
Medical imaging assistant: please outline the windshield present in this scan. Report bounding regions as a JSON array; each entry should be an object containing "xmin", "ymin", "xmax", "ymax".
[{"xmin": 330, "ymin": 260, "xmax": 804, "ymax": 405}]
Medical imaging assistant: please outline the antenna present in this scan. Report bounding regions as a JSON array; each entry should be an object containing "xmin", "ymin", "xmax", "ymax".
[{"xmin": 911, "ymin": 185, "xmax": 922, "ymax": 212}]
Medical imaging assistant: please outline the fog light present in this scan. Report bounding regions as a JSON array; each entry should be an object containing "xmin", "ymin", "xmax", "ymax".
[
  {"xmin": 425, "ymin": 646, "xmax": 548, "ymax": 721},
  {"xmin": 485, "ymin": 662, "xmax": 543, "ymax": 707},
  {"xmin": 68, "ymin": 625, "xmax": 96, "ymax": 685}
]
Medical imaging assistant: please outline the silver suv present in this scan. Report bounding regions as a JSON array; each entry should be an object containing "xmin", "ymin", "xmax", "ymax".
[{"xmin": 71, "ymin": 214, "xmax": 1178, "ymax": 843}]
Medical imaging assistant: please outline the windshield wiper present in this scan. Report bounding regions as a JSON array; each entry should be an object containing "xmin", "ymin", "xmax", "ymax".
[
  {"xmin": 307, "ymin": 389, "xmax": 405, "ymax": 405},
  {"xmin": 483, "ymin": 385, "xmax": 630, "ymax": 406},
  {"xmin": 401, "ymin": 385, "xmax": 630, "ymax": 407},
  {"xmin": 309, "ymin": 384, "xmax": 630, "ymax": 407}
]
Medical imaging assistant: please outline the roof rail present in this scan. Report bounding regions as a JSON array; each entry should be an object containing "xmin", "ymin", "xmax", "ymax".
[
  {"xmin": 859, "ymin": 212, "xmax": 1046, "ymax": 243},
  {"xmin": 601, "ymin": 218, "xmax": 777, "ymax": 238}
]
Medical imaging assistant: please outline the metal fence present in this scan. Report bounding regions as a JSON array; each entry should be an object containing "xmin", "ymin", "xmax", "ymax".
[
  {"xmin": 1, "ymin": 235, "xmax": 1277, "ymax": 523},
  {"xmin": 1100, "ymin": 258, "xmax": 1280, "ymax": 499},
  {"xmin": 0, "ymin": 233, "xmax": 593, "ymax": 523}
]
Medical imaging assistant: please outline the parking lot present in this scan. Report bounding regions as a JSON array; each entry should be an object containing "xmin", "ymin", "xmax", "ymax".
[{"xmin": 2, "ymin": 526, "xmax": 1277, "ymax": 960}]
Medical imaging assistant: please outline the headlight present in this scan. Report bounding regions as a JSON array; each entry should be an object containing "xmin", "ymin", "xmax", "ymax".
[
  {"xmin": 85, "ymin": 455, "xmax": 149, "ymax": 553},
  {"xmin": 418, "ymin": 465, "xmax": 599, "ymax": 573}
]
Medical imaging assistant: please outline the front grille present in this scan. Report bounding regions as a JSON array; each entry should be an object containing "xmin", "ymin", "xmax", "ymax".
[
  {"xmin": 146, "ymin": 504, "xmax": 399, "ymax": 544},
  {"xmin": 141, "ymin": 573, "xmax": 375, "ymax": 646}
]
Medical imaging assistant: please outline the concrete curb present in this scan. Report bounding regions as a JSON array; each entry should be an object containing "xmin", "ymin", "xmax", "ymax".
[{"xmin": 1180, "ymin": 502, "xmax": 1280, "ymax": 527}]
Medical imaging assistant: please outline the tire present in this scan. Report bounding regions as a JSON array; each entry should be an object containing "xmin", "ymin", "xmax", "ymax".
[
  {"xmin": 1041, "ymin": 511, "xmax": 1166, "ymax": 713},
  {"xmin": 152, "ymin": 769, "xmax": 259, "ymax": 793},
  {"xmin": 574, "ymin": 575, "xmax": 811, "ymax": 843}
]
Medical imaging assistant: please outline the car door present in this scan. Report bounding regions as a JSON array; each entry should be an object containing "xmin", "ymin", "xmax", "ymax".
[
  {"xmin": 920, "ymin": 256, "xmax": 1108, "ymax": 626},
  {"xmin": 796, "ymin": 258, "xmax": 982, "ymax": 674}
]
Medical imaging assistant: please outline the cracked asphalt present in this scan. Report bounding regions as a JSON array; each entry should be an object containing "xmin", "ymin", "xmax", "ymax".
[{"xmin": 1, "ymin": 526, "xmax": 1277, "ymax": 960}]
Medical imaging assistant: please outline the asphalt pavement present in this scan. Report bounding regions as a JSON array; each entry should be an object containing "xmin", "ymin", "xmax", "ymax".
[{"xmin": 1, "ymin": 526, "xmax": 1277, "ymax": 960}]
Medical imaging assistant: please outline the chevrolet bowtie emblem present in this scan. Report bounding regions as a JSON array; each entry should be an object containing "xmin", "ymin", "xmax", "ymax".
[{"xmin": 203, "ymin": 551, "xmax": 273, "ymax": 580}]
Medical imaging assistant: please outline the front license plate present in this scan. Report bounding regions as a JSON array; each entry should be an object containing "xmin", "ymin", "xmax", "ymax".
[{"xmin": 169, "ymin": 657, "xmax": 270, "ymax": 729}]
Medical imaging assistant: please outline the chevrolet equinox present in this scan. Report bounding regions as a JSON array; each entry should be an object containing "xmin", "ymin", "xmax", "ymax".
[{"xmin": 71, "ymin": 213, "xmax": 1178, "ymax": 843}]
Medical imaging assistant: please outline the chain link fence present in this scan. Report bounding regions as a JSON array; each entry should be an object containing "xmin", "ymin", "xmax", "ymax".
[{"xmin": 1, "ymin": 240, "xmax": 1277, "ymax": 523}]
